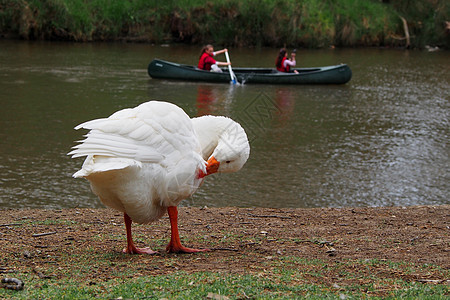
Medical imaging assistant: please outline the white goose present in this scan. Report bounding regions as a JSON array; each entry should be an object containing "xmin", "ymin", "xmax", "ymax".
[{"xmin": 69, "ymin": 101, "xmax": 250, "ymax": 254}]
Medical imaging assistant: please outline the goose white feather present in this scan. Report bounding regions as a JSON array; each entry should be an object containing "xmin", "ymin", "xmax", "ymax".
[{"xmin": 69, "ymin": 100, "xmax": 250, "ymax": 254}]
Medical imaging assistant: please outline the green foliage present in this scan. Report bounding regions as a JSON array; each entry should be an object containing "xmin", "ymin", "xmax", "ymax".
[
  {"xmin": 0, "ymin": 0, "xmax": 448, "ymax": 47},
  {"xmin": 388, "ymin": 0, "xmax": 450, "ymax": 48},
  {"xmin": 329, "ymin": 0, "xmax": 397, "ymax": 46}
]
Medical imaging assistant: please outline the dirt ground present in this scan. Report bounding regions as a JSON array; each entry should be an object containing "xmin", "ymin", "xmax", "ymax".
[{"xmin": 0, "ymin": 205, "xmax": 449, "ymax": 288}]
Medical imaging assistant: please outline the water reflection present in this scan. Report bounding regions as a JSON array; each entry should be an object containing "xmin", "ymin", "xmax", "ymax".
[
  {"xmin": 274, "ymin": 87, "xmax": 296, "ymax": 126},
  {"xmin": 196, "ymin": 85, "xmax": 218, "ymax": 115}
]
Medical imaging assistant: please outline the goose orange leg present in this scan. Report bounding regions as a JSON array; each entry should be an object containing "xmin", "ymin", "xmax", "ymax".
[
  {"xmin": 123, "ymin": 213, "xmax": 157, "ymax": 255},
  {"xmin": 166, "ymin": 206, "xmax": 209, "ymax": 253}
]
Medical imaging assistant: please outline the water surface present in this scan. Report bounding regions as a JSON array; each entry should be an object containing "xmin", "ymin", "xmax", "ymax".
[{"xmin": 0, "ymin": 41, "xmax": 448, "ymax": 209}]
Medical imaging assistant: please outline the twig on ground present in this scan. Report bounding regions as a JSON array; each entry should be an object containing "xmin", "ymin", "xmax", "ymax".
[
  {"xmin": 247, "ymin": 213, "xmax": 292, "ymax": 219},
  {"xmin": 32, "ymin": 231, "xmax": 57, "ymax": 237},
  {"xmin": 210, "ymin": 247, "xmax": 239, "ymax": 252},
  {"xmin": 0, "ymin": 223, "xmax": 22, "ymax": 227}
]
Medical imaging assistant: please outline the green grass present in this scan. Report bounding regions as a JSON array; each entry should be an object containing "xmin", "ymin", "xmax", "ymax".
[
  {"xmin": 21, "ymin": 218, "xmax": 78, "ymax": 226},
  {"xmin": 0, "ymin": 0, "xmax": 448, "ymax": 48},
  {"xmin": 1, "ymin": 254, "xmax": 448, "ymax": 299},
  {"xmin": 2, "ymin": 270, "xmax": 448, "ymax": 299}
]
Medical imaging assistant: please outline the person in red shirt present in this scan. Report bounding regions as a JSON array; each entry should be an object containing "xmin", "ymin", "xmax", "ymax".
[
  {"xmin": 275, "ymin": 48, "xmax": 298, "ymax": 73},
  {"xmin": 198, "ymin": 45, "xmax": 231, "ymax": 72}
]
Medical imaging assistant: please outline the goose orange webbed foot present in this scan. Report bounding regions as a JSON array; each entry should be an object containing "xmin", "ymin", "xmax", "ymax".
[
  {"xmin": 122, "ymin": 213, "xmax": 157, "ymax": 255},
  {"xmin": 166, "ymin": 206, "xmax": 210, "ymax": 254},
  {"xmin": 166, "ymin": 242, "xmax": 210, "ymax": 254},
  {"xmin": 123, "ymin": 246, "xmax": 158, "ymax": 255}
]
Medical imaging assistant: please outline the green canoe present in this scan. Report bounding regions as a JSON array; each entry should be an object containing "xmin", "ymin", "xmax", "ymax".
[{"xmin": 147, "ymin": 58, "xmax": 352, "ymax": 84}]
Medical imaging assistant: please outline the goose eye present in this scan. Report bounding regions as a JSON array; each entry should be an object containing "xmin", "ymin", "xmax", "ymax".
[{"xmin": 226, "ymin": 160, "xmax": 231, "ymax": 164}]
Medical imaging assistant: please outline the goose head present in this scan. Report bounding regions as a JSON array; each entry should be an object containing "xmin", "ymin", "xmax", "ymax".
[{"xmin": 192, "ymin": 116, "xmax": 250, "ymax": 177}]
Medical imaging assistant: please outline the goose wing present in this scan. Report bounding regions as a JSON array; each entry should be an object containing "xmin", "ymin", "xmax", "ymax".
[{"xmin": 69, "ymin": 101, "xmax": 205, "ymax": 177}]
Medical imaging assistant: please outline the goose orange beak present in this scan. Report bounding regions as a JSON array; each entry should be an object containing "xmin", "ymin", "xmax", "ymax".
[{"xmin": 206, "ymin": 156, "xmax": 220, "ymax": 175}]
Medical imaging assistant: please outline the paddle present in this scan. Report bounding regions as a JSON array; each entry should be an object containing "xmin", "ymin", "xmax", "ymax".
[{"xmin": 224, "ymin": 51, "xmax": 238, "ymax": 85}]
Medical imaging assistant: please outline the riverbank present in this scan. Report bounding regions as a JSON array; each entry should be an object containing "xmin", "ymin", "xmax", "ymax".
[
  {"xmin": 1, "ymin": 0, "xmax": 449, "ymax": 49},
  {"xmin": 1, "ymin": 205, "xmax": 448, "ymax": 298}
]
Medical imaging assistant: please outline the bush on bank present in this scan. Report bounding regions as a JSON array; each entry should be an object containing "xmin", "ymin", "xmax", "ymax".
[{"xmin": 0, "ymin": 0, "xmax": 449, "ymax": 48}]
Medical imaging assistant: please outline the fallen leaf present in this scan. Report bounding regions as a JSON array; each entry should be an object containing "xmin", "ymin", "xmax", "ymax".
[{"xmin": 207, "ymin": 292, "xmax": 230, "ymax": 300}]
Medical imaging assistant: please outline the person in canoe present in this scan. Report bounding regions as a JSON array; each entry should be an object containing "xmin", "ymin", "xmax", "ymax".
[
  {"xmin": 276, "ymin": 48, "xmax": 298, "ymax": 74},
  {"xmin": 198, "ymin": 45, "xmax": 231, "ymax": 72}
]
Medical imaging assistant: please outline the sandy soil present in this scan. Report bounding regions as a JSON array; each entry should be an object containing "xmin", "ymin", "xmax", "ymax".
[{"xmin": 0, "ymin": 206, "xmax": 448, "ymax": 289}]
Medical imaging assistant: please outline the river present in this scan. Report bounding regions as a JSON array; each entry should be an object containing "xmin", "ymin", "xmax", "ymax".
[{"xmin": 0, "ymin": 40, "xmax": 448, "ymax": 209}]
